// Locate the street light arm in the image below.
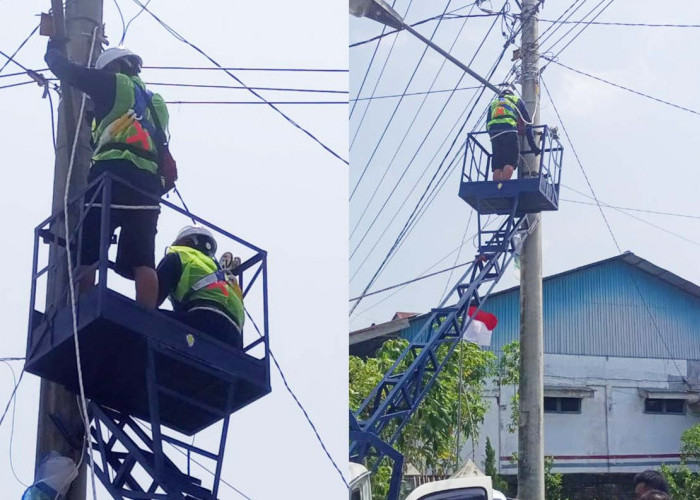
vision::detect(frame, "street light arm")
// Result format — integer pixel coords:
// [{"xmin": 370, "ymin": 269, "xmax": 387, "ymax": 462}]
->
[{"xmin": 349, "ymin": 0, "xmax": 500, "ymax": 93}]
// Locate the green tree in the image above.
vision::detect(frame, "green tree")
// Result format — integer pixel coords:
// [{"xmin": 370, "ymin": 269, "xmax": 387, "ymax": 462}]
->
[
  {"xmin": 496, "ymin": 341, "xmax": 520, "ymax": 433},
  {"xmin": 544, "ymin": 456, "xmax": 565, "ymax": 500},
  {"xmin": 484, "ymin": 437, "xmax": 509, "ymax": 493},
  {"xmin": 350, "ymin": 338, "xmax": 497, "ymax": 498},
  {"xmin": 661, "ymin": 422, "xmax": 700, "ymax": 499}
]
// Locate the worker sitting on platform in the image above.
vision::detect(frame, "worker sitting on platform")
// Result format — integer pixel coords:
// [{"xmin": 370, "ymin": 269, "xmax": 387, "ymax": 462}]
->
[
  {"xmin": 157, "ymin": 226, "xmax": 245, "ymax": 348},
  {"xmin": 486, "ymin": 88, "xmax": 541, "ymax": 181},
  {"xmin": 45, "ymin": 42, "xmax": 171, "ymax": 308}
]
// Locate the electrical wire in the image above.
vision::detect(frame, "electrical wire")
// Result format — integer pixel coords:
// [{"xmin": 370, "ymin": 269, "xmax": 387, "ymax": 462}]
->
[
  {"xmin": 349, "ymin": 44, "xmax": 515, "ymax": 306},
  {"xmin": 130, "ymin": 0, "xmax": 348, "ymax": 165},
  {"xmin": 164, "ymin": 100, "xmax": 346, "ymax": 105},
  {"xmin": 543, "ymin": 0, "xmax": 616, "ymax": 62},
  {"xmin": 351, "ymin": 84, "xmax": 484, "ymax": 101},
  {"xmin": 351, "ymin": 1, "xmax": 480, "ymax": 236},
  {"xmin": 0, "ymin": 370, "xmax": 24, "ymax": 431},
  {"xmin": 350, "ymin": 0, "xmax": 414, "ymax": 150},
  {"xmin": 132, "ymin": 419, "xmax": 251, "ymax": 499},
  {"xmin": 559, "ymin": 193, "xmax": 700, "ymax": 220},
  {"xmin": 350, "ymin": 8, "xmax": 500, "ymax": 48},
  {"xmin": 147, "ymin": 81, "xmax": 347, "ymax": 94},
  {"xmin": 350, "ymin": 0, "xmax": 452, "ymax": 200},
  {"xmin": 120, "ymin": 0, "xmax": 153, "ymax": 44},
  {"xmin": 0, "ymin": 24, "xmax": 39, "ymax": 75},
  {"xmin": 0, "ymin": 80, "xmax": 34, "ymax": 90},
  {"xmin": 63, "ymin": 26, "xmax": 100, "ymax": 500},
  {"xmin": 142, "ymin": 65, "xmax": 347, "ymax": 72},
  {"xmin": 350, "ymin": 257, "xmax": 476, "ymax": 302},
  {"xmin": 350, "ymin": 0, "xmax": 397, "ymax": 118},
  {"xmin": 536, "ymin": 0, "xmax": 587, "ymax": 47},
  {"xmin": 112, "ymin": 0, "xmax": 127, "ymax": 44},
  {"xmin": 1, "ymin": 361, "xmax": 28, "ymax": 488},
  {"xmin": 541, "ymin": 75, "xmax": 688, "ymax": 384},
  {"xmin": 244, "ymin": 310, "xmax": 349, "ymax": 489},
  {"xmin": 350, "ymin": 2, "xmax": 503, "ymax": 253},
  {"xmin": 542, "ymin": 57, "xmax": 700, "ymax": 117},
  {"xmin": 539, "ymin": 19, "xmax": 700, "ymax": 28}
]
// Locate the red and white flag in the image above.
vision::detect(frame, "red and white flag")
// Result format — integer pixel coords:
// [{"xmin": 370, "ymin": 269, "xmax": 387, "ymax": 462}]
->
[{"xmin": 462, "ymin": 306, "xmax": 498, "ymax": 346}]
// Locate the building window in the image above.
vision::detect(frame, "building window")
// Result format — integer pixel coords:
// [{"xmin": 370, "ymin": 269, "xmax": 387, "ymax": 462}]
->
[
  {"xmin": 644, "ymin": 398, "xmax": 686, "ymax": 415},
  {"xmin": 544, "ymin": 397, "xmax": 581, "ymax": 414}
]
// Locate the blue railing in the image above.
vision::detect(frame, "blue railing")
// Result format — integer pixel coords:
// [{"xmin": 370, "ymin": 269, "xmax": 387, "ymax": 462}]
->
[{"xmin": 26, "ymin": 172, "xmax": 270, "ymax": 364}]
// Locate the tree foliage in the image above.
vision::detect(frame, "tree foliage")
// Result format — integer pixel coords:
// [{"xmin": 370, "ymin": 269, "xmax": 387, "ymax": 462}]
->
[
  {"xmin": 661, "ymin": 422, "xmax": 700, "ymax": 499},
  {"xmin": 350, "ymin": 338, "xmax": 497, "ymax": 498}
]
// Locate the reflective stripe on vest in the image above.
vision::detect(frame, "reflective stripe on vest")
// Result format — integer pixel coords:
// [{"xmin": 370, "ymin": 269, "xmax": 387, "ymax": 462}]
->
[
  {"xmin": 167, "ymin": 245, "xmax": 245, "ymax": 328},
  {"xmin": 92, "ymin": 74, "xmax": 167, "ymax": 175},
  {"xmin": 487, "ymin": 95, "xmax": 519, "ymax": 130}
]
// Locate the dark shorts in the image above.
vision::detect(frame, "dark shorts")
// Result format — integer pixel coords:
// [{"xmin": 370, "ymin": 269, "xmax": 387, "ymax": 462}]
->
[
  {"xmin": 80, "ymin": 159, "xmax": 161, "ymax": 279},
  {"xmin": 165, "ymin": 308, "xmax": 243, "ymax": 349},
  {"xmin": 490, "ymin": 131, "xmax": 519, "ymax": 171}
]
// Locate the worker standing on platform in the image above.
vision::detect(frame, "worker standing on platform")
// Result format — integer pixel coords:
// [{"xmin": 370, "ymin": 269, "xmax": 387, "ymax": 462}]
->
[
  {"xmin": 45, "ymin": 41, "xmax": 171, "ymax": 308},
  {"xmin": 157, "ymin": 226, "xmax": 245, "ymax": 348},
  {"xmin": 486, "ymin": 89, "xmax": 541, "ymax": 181}
]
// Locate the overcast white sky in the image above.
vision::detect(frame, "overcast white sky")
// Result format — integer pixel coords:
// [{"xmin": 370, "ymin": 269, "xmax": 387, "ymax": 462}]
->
[
  {"xmin": 1, "ymin": 1, "xmax": 348, "ymax": 498},
  {"xmin": 349, "ymin": 0, "xmax": 700, "ymax": 331}
]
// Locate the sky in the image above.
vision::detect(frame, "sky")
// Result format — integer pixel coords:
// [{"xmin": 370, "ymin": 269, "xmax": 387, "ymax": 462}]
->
[
  {"xmin": 0, "ymin": 1, "xmax": 348, "ymax": 498},
  {"xmin": 349, "ymin": 0, "xmax": 700, "ymax": 332}
]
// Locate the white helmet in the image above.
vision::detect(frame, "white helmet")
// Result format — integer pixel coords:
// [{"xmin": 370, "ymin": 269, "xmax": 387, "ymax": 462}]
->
[
  {"xmin": 95, "ymin": 47, "xmax": 143, "ymax": 71},
  {"xmin": 173, "ymin": 226, "xmax": 217, "ymax": 257}
]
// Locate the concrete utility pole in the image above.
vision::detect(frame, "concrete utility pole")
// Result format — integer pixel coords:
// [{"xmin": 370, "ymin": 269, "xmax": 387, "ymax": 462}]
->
[
  {"xmin": 517, "ymin": 0, "xmax": 544, "ymax": 498},
  {"xmin": 36, "ymin": 0, "xmax": 102, "ymax": 498}
]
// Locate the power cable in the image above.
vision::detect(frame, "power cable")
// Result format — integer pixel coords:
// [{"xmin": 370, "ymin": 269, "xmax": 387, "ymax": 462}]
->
[
  {"xmin": 560, "ymin": 195, "xmax": 700, "ymax": 248},
  {"xmin": 350, "ymin": 47, "xmax": 514, "ymax": 300},
  {"xmin": 541, "ymin": 75, "xmax": 688, "ymax": 384},
  {"xmin": 539, "ymin": 19, "xmax": 700, "ymax": 28},
  {"xmin": 63, "ymin": 26, "xmax": 100, "ymax": 500},
  {"xmin": 536, "ymin": 0, "xmax": 587, "ymax": 47},
  {"xmin": 120, "ymin": 0, "xmax": 153, "ymax": 44},
  {"xmin": 350, "ymin": 257, "xmax": 476, "ymax": 302},
  {"xmin": 0, "ymin": 370, "xmax": 24, "ymax": 431},
  {"xmin": 350, "ymin": 0, "xmax": 453, "ymax": 200},
  {"xmin": 351, "ymin": 3, "xmax": 503, "ymax": 253},
  {"xmin": 0, "ymin": 80, "xmax": 35, "ymax": 90},
  {"xmin": 543, "ymin": 0, "xmax": 616, "ymax": 62},
  {"xmin": 350, "ymin": 0, "xmax": 414, "ymax": 150},
  {"xmin": 244, "ymin": 310, "xmax": 349, "ymax": 489},
  {"xmin": 143, "ymin": 66, "xmax": 348, "ymax": 73},
  {"xmin": 164, "ymin": 100, "xmax": 346, "ymax": 105},
  {"xmin": 133, "ymin": 420, "xmax": 251, "ymax": 499},
  {"xmin": 1, "ymin": 361, "xmax": 28, "ymax": 488},
  {"xmin": 350, "ymin": 8, "xmax": 502, "ymax": 48},
  {"xmin": 351, "ymin": 0, "xmax": 480, "ymax": 238},
  {"xmin": 112, "ymin": 0, "xmax": 127, "ymax": 45},
  {"xmin": 147, "ymin": 81, "xmax": 347, "ymax": 94},
  {"xmin": 351, "ymin": 85, "xmax": 483, "ymax": 101},
  {"xmin": 541, "ymin": 76, "xmax": 620, "ymax": 251},
  {"xmin": 130, "ymin": 0, "xmax": 348, "ymax": 165},
  {"xmin": 559, "ymin": 192, "xmax": 700, "ymax": 220},
  {"xmin": 350, "ymin": 0, "xmax": 397, "ymax": 118},
  {"xmin": 0, "ymin": 24, "xmax": 39, "ymax": 75},
  {"xmin": 440, "ymin": 211, "xmax": 473, "ymax": 302},
  {"xmin": 0, "ymin": 69, "xmax": 48, "ymax": 79},
  {"xmin": 542, "ymin": 56, "xmax": 700, "ymax": 117}
]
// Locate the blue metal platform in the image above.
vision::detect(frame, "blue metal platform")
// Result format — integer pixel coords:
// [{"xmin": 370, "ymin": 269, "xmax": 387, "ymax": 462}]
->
[
  {"xmin": 458, "ymin": 125, "xmax": 563, "ymax": 215},
  {"xmin": 26, "ymin": 173, "xmax": 271, "ymax": 498}
]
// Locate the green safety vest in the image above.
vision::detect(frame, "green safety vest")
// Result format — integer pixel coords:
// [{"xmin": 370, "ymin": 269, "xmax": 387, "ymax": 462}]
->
[
  {"xmin": 167, "ymin": 245, "xmax": 245, "ymax": 328},
  {"xmin": 486, "ymin": 94, "xmax": 520, "ymax": 130},
  {"xmin": 92, "ymin": 74, "xmax": 168, "ymax": 176}
]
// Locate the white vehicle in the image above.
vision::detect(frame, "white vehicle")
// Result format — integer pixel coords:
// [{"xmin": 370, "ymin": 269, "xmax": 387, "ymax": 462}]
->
[
  {"xmin": 349, "ymin": 462, "xmax": 372, "ymax": 500},
  {"xmin": 349, "ymin": 465, "xmax": 508, "ymax": 500}
]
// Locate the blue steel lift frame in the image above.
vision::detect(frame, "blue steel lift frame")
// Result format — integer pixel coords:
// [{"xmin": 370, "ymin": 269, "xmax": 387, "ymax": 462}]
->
[
  {"xmin": 349, "ymin": 127, "xmax": 563, "ymax": 500},
  {"xmin": 25, "ymin": 173, "xmax": 271, "ymax": 499}
]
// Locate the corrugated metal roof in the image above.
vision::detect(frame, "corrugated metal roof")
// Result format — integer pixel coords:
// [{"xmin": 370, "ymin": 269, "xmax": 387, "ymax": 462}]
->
[{"xmin": 351, "ymin": 252, "xmax": 700, "ymax": 360}]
